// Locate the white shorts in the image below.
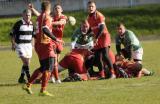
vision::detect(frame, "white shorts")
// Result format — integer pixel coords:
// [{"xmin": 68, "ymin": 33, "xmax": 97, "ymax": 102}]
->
[
  {"xmin": 132, "ymin": 47, "xmax": 143, "ymax": 61},
  {"xmin": 15, "ymin": 43, "xmax": 33, "ymax": 58}
]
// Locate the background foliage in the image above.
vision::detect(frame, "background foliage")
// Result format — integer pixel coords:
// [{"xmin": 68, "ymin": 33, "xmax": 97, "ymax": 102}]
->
[{"xmin": 0, "ymin": 4, "xmax": 160, "ymax": 42}]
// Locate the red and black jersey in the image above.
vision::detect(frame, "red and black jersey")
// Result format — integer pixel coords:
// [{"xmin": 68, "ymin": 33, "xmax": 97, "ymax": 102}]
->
[
  {"xmin": 35, "ymin": 12, "xmax": 56, "ymax": 60},
  {"xmin": 87, "ymin": 11, "xmax": 111, "ymax": 49}
]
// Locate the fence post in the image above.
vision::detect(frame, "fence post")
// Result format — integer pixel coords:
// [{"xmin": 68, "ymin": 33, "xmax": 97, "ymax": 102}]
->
[{"xmin": 129, "ymin": 0, "xmax": 133, "ymax": 7}]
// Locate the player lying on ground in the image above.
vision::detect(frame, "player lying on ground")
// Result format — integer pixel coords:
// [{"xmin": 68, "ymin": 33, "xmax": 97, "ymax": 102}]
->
[{"xmin": 115, "ymin": 55, "xmax": 154, "ymax": 78}]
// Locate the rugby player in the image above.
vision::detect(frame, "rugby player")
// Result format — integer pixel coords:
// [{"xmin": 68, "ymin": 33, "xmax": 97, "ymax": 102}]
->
[
  {"xmin": 87, "ymin": 1, "xmax": 116, "ymax": 79},
  {"xmin": 10, "ymin": 9, "xmax": 35, "ymax": 83},
  {"xmin": 23, "ymin": 1, "xmax": 61, "ymax": 96}
]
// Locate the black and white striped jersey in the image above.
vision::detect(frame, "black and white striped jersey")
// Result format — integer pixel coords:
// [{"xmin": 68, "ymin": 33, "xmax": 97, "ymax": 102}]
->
[{"xmin": 10, "ymin": 19, "xmax": 35, "ymax": 44}]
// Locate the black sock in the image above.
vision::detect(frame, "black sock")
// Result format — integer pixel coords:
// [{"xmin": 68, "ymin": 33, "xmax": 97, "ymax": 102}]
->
[
  {"xmin": 20, "ymin": 66, "xmax": 25, "ymax": 79},
  {"xmin": 23, "ymin": 65, "xmax": 30, "ymax": 80}
]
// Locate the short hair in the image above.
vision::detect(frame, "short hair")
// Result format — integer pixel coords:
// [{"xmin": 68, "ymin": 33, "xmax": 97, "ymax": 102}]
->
[
  {"xmin": 117, "ymin": 22, "xmax": 125, "ymax": 28},
  {"xmin": 87, "ymin": 0, "xmax": 96, "ymax": 5},
  {"xmin": 23, "ymin": 9, "xmax": 31, "ymax": 15},
  {"xmin": 41, "ymin": 1, "xmax": 51, "ymax": 11},
  {"xmin": 53, "ymin": 3, "xmax": 61, "ymax": 8},
  {"xmin": 81, "ymin": 20, "xmax": 89, "ymax": 25}
]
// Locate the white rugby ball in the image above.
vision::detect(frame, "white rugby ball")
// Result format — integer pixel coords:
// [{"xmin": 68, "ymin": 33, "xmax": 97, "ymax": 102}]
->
[{"xmin": 68, "ymin": 16, "xmax": 76, "ymax": 26}]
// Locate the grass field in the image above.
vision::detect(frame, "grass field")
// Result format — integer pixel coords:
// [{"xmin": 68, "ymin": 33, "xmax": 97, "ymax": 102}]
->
[{"xmin": 0, "ymin": 40, "xmax": 160, "ymax": 104}]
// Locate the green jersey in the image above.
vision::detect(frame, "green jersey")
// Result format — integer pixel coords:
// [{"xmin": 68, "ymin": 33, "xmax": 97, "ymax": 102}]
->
[
  {"xmin": 71, "ymin": 28, "xmax": 93, "ymax": 45},
  {"xmin": 115, "ymin": 30, "xmax": 141, "ymax": 52}
]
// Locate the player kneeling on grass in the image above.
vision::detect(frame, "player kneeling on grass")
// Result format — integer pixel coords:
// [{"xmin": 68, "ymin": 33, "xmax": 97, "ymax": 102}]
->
[
  {"xmin": 58, "ymin": 48, "xmax": 93, "ymax": 82},
  {"xmin": 10, "ymin": 9, "xmax": 35, "ymax": 83},
  {"xmin": 71, "ymin": 20, "xmax": 94, "ymax": 50},
  {"xmin": 115, "ymin": 22, "xmax": 154, "ymax": 76}
]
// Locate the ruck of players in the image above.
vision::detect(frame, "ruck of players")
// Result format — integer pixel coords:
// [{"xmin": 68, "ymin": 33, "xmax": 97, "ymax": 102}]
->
[{"xmin": 10, "ymin": 0, "xmax": 154, "ymax": 97}]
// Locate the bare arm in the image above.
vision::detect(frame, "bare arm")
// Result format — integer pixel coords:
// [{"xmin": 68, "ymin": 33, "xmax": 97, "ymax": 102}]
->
[
  {"xmin": 28, "ymin": 3, "xmax": 40, "ymax": 16},
  {"xmin": 10, "ymin": 35, "xmax": 16, "ymax": 51},
  {"xmin": 52, "ymin": 18, "xmax": 66, "ymax": 26}
]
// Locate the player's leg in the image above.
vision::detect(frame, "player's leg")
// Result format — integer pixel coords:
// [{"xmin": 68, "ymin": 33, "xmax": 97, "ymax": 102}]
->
[
  {"xmin": 132, "ymin": 48, "xmax": 153, "ymax": 76},
  {"xmin": 53, "ymin": 56, "xmax": 61, "ymax": 83},
  {"xmin": 94, "ymin": 49, "xmax": 105, "ymax": 78},
  {"xmin": 20, "ymin": 57, "xmax": 31, "ymax": 82},
  {"xmin": 85, "ymin": 55, "xmax": 96, "ymax": 77},
  {"xmin": 102, "ymin": 47, "xmax": 116, "ymax": 79},
  {"xmin": 51, "ymin": 43, "xmax": 63, "ymax": 83},
  {"xmin": 18, "ymin": 60, "xmax": 26, "ymax": 83},
  {"xmin": 16, "ymin": 43, "xmax": 32, "ymax": 83},
  {"xmin": 39, "ymin": 57, "xmax": 54, "ymax": 96},
  {"xmin": 23, "ymin": 67, "xmax": 41, "ymax": 94}
]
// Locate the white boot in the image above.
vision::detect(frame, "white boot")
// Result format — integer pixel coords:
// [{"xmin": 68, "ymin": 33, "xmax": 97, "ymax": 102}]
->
[
  {"xmin": 55, "ymin": 79, "xmax": 61, "ymax": 84},
  {"xmin": 51, "ymin": 77, "xmax": 56, "ymax": 83}
]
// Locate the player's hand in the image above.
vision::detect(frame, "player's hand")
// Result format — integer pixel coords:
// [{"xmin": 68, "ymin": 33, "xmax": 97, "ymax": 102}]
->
[
  {"xmin": 28, "ymin": 3, "xmax": 34, "ymax": 9},
  {"xmin": 94, "ymin": 38, "xmax": 98, "ymax": 45},
  {"xmin": 56, "ymin": 39, "xmax": 64, "ymax": 45}
]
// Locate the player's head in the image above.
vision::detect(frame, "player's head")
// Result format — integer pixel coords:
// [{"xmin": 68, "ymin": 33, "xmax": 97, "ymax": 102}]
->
[
  {"xmin": 41, "ymin": 1, "xmax": 51, "ymax": 14},
  {"xmin": 81, "ymin": 20, "xmax": 90, "ymax": 34},
  {"xmin": 117, "ymin": 23, "xmax": 126, "ymax": 37},
  {"xmin": 53, "ymin": 4, "xmax": 63, "ymax": 16},
  {"xmin": 87, "ymin": 1, "xmax": 96, "ymax": 14},
  {"xmin": 22, "ymin": 9, "xmax": 32, "ymax": 23}
]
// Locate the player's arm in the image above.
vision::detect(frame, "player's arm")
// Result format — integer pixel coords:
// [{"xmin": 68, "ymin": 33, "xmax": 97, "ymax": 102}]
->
[
  {"xmin": 10, "ymin": 22, "xmax": 19, "ymax": 51},
  {"xmin": 52, "ymin": 18, "xmax": 66, "ymax": 26},
  {"xmin": 94, "ymin": 14, "xmax": 105, "ymax": 44},
  {"xmin": 42, "ymin": 15, "xmax": 62, "ymax": 43},
  {"xmin": 10, "ymin": 35, "xmax": 16, "ymax": 51},
  {"xmin": 32, "ymin": 26, "xmax": 36, "ymax": 48},
  {"xmin": 127, "ymin": 32, "xmax": 134, "ymax": 60},
  {"xmin": 115, "ymin": 36, "xmax": 122, "ymax": 56},
  {"xmin": 127, "ymin": 45, "xmax": 133, "ymax": 60},
  {"xmin": 71, "ymin": 29, "xmax": 79, "ymax": 42},
  {"xmin": 95, "ymin": 23, "xmax": 105, "ymax": 39},
  {"xmin": 42, "ymin": 26, "xmax": 59, "ymax": 42},
  {"xmin": 28, "ymin": 3, "xmax": 40, "ymax": 16},
  {"xmin": 116, "ymin": 44, "xmax": 121, "ymax": 55},
  {"xmin": 71, "ymin": 29, "xmax": 80, "ymax": 49}
]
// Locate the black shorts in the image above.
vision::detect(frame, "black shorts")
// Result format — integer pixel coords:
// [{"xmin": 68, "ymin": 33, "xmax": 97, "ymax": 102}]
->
[{"xmin": 39, "ymin": 57, "xmax": 55, "ymax": 72}]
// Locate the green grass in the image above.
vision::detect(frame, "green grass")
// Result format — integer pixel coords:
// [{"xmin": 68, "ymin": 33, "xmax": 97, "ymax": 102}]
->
[
  {"xmin": 0, "ymin": 4, "xmax": 160, "ymax": 43},
  {"xmin": 0, "ymin": 40, "xmax": 160, "ymax": 104}
]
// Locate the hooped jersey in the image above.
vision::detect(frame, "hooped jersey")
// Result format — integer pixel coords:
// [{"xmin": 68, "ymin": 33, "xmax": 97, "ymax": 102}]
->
[{"xmin": 10, "ymin": 19, "xmax": 35, "ymax": 44}]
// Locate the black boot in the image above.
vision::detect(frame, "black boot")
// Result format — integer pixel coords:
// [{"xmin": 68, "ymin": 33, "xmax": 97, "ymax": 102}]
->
[{"xmin": 18, "ymin": 73, "xmax": 26, "ymax": 83}]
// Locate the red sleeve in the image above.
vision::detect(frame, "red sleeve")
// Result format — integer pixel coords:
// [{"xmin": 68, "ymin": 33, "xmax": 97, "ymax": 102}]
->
[{"xmin": 97, "ymin": 12, "xmax": 105, "ymax": 25}]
